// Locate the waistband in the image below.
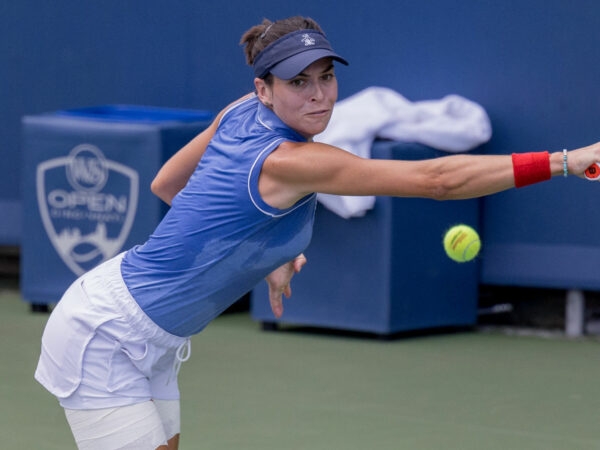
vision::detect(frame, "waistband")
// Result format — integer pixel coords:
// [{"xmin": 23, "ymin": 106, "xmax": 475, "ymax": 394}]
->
[{"xmin": 84, "ymin": 253, "xmax": 188, "ymax": 346}]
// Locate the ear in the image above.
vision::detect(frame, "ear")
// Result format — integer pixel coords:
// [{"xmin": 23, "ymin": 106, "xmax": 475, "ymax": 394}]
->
[{"xmin": 254, "ymin": 78, "xmax": 273, "ymax": 106}]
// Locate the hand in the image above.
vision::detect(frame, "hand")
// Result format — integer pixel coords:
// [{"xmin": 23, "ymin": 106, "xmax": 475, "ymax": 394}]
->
[
  {"xmin": 566, "ymin": 142, "xmax": 600, "ymax": 178},
  {"xmin": 264, "ymin": 254, "xmax": 307, "ymax": 318}
]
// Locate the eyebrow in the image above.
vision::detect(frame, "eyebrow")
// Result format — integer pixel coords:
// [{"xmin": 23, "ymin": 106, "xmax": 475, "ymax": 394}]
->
[{"xmin": 297, "ymin": 64, "xmax": 335, "ymax": 78}]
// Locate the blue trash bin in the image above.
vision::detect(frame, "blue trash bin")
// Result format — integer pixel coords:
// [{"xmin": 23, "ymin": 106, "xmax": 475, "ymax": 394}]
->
[{"xmin": 21, "ymin": 105, "xmax": 213, "ymax": 306}]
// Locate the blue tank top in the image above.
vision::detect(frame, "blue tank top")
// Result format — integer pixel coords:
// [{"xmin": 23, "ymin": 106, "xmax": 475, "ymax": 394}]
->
[{"xmin": 121, "ymin": 96, "xmax": 317, "ymax": 336}]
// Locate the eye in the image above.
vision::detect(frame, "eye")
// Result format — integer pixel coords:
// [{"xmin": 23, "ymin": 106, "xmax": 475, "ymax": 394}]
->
[{"xmin": 289, "ymin": 78, "xmax": 306, "ymax": 87}]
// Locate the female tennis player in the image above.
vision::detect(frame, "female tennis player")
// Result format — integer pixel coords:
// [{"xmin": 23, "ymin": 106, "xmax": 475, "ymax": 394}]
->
[{"xmin": 35, "ymin": 15, "xmax": 600, "ymax": 449}]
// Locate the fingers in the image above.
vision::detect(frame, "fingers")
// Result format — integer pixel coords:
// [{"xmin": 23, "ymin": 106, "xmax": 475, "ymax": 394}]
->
[
  {"xmin": 267, "ymin": 254, "xmax": 306, "ymax": 318},
  {"xmin": 268, "ymin": 283, "xmax": 293, "ymax": 318},
  {"xmin": 269, "ymin": 291, "xmax": 283, "ymax": 318},
  {"xmin": 283, "ymin": 284, "xmax": 292, "ymax": 298},
  {"xmin": 293, "ymin": 253, "xmax": 307, "ymax": 272}
]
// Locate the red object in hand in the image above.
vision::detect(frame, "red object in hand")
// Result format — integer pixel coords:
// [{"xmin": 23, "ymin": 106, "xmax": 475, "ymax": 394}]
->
[{"xmin": 585, "ymin": 163, "xmax": 600, "ymax": 181}]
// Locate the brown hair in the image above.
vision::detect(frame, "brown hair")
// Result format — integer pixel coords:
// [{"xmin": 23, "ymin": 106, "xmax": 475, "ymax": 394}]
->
[{"xmin": 240, "ymin": 16, "xmax": 324, "ymax": 67}]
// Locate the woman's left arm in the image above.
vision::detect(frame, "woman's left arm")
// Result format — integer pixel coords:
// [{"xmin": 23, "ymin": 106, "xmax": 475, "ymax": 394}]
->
[
  {"xmin": 151, "ymin": 124, "xmax": 218, "ymax": 205},
  {"xmin": 151, "ymin": 94, "xmax": 255, "ymax": 205}
]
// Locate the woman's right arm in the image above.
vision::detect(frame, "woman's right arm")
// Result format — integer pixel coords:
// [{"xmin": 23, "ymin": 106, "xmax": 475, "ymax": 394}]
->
[
  {"xmin": 259, "ymin": 140, "xmax": 600, "ymax": 208},
  {"xmin": 151, "ymin": 93, "xmax": 255, "ymax": 205}
]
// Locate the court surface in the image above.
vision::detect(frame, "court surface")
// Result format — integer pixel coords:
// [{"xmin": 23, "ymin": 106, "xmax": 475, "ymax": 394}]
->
[{"xmin": 2, "ymin": 278, "xmax": 600, "ymax": 450}]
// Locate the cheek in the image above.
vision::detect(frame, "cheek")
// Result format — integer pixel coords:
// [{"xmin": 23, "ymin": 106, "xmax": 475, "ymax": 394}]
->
[
  {"xmin": 274, "ymin": 96, "xmax": 303, "ymax": 120},
  {"xmin": 284, "ymin": 94, "xmax": 305, "ymax": 110},
  {"xmin": 326, "ymin": 82, "xmax": 338, "ymax": 103}
]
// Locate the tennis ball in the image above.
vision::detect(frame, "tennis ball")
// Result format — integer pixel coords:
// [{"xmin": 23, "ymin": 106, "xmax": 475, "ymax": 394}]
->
[{"xmin": 443, "ymin": 224, "xmax": 481, "ymax": 263}]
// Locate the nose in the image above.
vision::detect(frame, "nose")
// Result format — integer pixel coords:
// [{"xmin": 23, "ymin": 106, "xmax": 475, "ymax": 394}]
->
[{"xmin": 309, "ymin": 81, "xmax": 325, "ymax": 102}]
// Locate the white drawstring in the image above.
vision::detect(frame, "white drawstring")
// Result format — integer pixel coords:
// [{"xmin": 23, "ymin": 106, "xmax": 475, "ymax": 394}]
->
[{"xmin": 168, "ymin": 339, "xmax": 191, "ymax": 384}]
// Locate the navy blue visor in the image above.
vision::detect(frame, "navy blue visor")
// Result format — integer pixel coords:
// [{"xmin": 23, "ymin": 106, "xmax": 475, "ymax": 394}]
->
[{"xmin": 253, "ymin": 29, "xmax": 348, "ymax": 80}]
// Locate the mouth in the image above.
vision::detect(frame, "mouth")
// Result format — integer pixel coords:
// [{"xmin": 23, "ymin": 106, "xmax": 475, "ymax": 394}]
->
[{"xmin": 306, "ymin": 109, "xmax": 331, "ymax": 118}]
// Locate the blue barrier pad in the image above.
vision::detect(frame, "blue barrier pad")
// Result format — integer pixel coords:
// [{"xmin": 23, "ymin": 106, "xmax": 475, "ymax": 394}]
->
[{"xmin": 54, "ymin": 105, "xmax": 213, "ymax": 123}]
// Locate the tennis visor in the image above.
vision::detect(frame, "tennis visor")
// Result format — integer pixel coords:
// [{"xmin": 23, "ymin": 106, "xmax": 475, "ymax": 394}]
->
[{"xmin": 253, "ymin": 29, "xmax": 349, "ymax": 80}]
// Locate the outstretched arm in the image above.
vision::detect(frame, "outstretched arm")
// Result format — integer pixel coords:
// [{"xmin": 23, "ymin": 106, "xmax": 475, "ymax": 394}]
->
[{"xmin": 259, "ymin": 141, "xmax": 600, "ymax": 209}]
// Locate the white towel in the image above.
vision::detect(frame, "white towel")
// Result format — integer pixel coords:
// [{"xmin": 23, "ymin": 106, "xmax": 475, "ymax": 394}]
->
[{"xmin": 314, "ymin": 86, "xmax": 492, "ymax": 218}]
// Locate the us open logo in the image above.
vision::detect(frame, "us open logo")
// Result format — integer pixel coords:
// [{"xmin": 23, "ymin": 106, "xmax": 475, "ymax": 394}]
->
[{"xmin": 36, "ymin": 144, "xmax": 139, "ymax": 275}]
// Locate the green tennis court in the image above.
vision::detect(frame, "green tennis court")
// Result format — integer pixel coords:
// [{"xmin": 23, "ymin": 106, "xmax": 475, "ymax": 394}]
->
[{"xmin": 2, "ymin": 278, "xmax": 600, "ymax": 449}]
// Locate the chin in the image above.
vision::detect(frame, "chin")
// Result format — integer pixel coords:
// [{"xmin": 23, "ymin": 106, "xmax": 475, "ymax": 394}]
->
[
  {"xmin": 301, "ymin": 128, "xmax": 326, "ymax": 140},
  {"xmin": 294, "ymin": 118, "xmax": 331, "ymax": 140},
  {"xmin": 309, "ymin": 122, "xmax": 330, "ymax": 137}
]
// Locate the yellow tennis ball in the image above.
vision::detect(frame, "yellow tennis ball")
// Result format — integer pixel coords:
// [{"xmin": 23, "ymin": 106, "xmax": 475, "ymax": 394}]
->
[{"xmin": 443, "ymin": 224, "xmax": 481, "ymax": 263}]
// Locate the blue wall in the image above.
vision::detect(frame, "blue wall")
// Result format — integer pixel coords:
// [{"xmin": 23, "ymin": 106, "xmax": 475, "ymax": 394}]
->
[{"xmin": 2, "ymin": 0, "xmax": 600, "ymax": 245}]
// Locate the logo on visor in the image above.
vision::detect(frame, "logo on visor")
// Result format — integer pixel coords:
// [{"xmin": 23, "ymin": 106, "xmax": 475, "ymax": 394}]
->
[{"xmin": 301, "ymin": 34, "xmax": 316, "ymax": 46}]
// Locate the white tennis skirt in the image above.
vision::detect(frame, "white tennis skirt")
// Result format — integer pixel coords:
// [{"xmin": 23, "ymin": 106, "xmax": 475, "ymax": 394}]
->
[{"xmin": 35, "ymin": 253, "xmax": 191, "ymax": 410}]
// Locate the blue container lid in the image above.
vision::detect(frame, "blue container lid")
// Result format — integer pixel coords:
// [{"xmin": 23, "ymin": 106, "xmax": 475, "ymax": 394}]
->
[{"xmin": 55, "ymin": 104, "xmax": 214, "ymax": 123}]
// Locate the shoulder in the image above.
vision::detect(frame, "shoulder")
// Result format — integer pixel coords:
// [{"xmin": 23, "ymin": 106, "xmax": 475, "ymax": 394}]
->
[
  {"xmin": 262, "ymin": 140, "xmax": 354, "ymax": 187},
  {"xmin": 218, "ymin": 93, "xmax": 257, "ymax": 125},
  {"xmin": 267, "ymin": 141, "xmax": 357, "ymax": 168}
]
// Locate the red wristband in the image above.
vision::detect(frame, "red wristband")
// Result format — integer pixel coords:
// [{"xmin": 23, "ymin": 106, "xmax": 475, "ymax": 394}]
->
[{"xmin": 512, "ymin": 152, "xmax": 551, "ymax": 188}]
